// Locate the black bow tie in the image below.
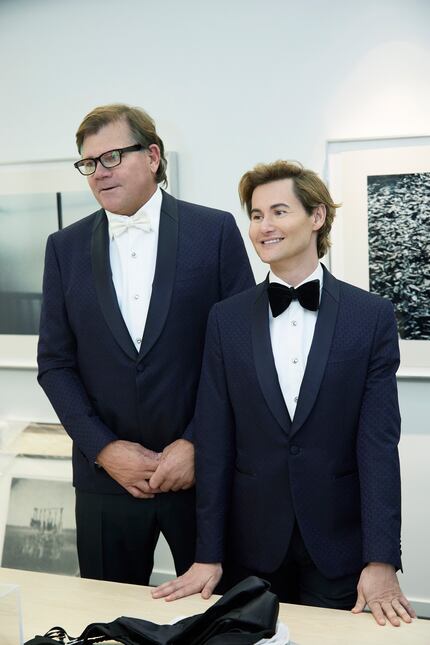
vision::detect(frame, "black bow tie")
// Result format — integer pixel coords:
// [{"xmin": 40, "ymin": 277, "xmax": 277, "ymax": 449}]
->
[{"xmin": 268, "ymin": 279, "xmax": 320, "ymax": 317}]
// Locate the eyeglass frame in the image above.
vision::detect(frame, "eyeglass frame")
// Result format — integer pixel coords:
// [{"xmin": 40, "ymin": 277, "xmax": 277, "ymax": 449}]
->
[{"xmin": 73, "ymin": 143, "xmax": 144, "ymax": 175}]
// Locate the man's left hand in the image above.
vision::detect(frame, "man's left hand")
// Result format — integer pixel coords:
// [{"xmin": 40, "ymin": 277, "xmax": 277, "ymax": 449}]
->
[
  {"xmin": 149, "ymin": 439, "xmax": 195, "ymax": 492},
  {"xmin": 352, "ymin": 562, "xmax": 416, "ymax": 626},
  {"xmin": 151, "ymin": 562, "xmax": 222, "ymax": 601}
]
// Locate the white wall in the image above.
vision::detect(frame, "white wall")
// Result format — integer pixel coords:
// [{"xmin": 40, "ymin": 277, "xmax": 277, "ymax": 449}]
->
[
  {"xmin": 2, "ymin": 0, "xmax": 429, "ymax": 278},
  {"xmin": 1, "ymin": 0, "xmax": 429, "ymax": 611}
]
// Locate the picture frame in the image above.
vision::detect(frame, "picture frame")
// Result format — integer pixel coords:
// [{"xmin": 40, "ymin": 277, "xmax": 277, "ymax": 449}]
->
[
  {"xmin": 325, "ymin": 136, "xmax": 430, "ymax": 378},
  {"xmin": 0, "ymin": 152, "xmax": 178, "ymax": 369},
  {"xmin": 0, "ymin": 426, "xmax": 77, "ymax": 576}
]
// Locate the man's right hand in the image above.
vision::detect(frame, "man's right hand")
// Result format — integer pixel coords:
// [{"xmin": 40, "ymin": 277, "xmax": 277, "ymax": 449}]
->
[
  {"xmin": 151, "ymin": 562, "xmax": 223, "ymax": 601},
  {"xmin": 96, "ymin": 440, "xmax": 162, "ymax": 498}
]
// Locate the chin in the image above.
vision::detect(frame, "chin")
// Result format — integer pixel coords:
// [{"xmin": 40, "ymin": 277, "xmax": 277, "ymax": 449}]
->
[
  {"xmin": 259, "ymin": 252, "xmax": 281, "ymax": 264},
  {"xmin": 102, "ymin": 200, "xmax": 120, "ymax": 212}
]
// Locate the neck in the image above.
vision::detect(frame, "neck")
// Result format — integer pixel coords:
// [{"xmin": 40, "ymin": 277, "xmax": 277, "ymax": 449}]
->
[{"xmin": 270, "ymin": 257, "xmax": 319, "ymax": 287}]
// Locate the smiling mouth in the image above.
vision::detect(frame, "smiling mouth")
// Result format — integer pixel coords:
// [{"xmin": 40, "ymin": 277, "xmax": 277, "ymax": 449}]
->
[{"xmin": 261, "ymin": 237, "xmax": 284, "ymax": 245}]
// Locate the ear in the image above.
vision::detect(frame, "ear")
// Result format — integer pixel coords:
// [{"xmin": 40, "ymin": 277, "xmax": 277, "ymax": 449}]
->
[
  {"xmin": 312, "ymin": 204, "xmax": 326, "ymax": 231},
  {"xmin": 147, "ymin": 144, "xmax": 161, "ymax": 174}
]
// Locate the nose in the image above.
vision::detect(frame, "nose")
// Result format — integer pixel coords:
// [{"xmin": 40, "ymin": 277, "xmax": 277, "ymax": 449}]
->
[
  {"xmin": 260, "ymin": 214, "xmax": 276, "ymax": 233},
  {"xmin": 93, "ymin": 161, "xmax": 113, "ymax": 180}
]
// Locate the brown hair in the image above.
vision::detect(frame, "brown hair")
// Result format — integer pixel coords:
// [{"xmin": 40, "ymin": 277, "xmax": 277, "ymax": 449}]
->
[
  {"xmin": 76, "ymin": 104, "xmax": 168, "ymax": 186},
  {"xmin": 239, "ymin": 160, "xmax": 339, "ymax": 258}
]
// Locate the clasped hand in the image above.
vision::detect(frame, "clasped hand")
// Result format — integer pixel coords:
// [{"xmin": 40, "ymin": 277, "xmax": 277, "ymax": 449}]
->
[{"xmin": 96, "ymin": 438, "xmax": 194, "ymax": 498}]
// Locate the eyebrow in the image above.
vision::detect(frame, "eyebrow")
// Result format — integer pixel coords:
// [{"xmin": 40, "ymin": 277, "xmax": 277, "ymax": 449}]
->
[
  {"xmin": 250, "ymin": 202, "xmax": 290, "ymax": 215},
  {"xmin": 270, "ymin": 202, "xmax": 290, "ymax": 209}
]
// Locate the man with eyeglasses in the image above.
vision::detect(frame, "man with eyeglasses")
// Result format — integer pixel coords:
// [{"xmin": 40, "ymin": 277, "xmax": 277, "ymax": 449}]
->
[{"xmin": 37, "ymin": 104, "xmax": 254, "ymax": 585}]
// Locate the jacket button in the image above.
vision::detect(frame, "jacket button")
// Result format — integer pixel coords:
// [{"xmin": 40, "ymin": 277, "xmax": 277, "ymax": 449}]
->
[{"xmin": 289, "ymin": 445, "xmax": 301, "ymax": 455}]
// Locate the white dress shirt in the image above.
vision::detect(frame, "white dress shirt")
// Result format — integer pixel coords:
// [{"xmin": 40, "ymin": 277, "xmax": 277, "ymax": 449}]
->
[
  {"xmin": 269, "ymin": 264, "xmax": 323, "ymax": 420},
  {"xmin": 106, "ymin": 187, "xmax": 162, "ymax": 351}
]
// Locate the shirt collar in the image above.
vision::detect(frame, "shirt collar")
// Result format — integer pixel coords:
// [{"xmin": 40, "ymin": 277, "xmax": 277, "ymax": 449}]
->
[
  {"xmin": 269, "ymin": 263, "xmax": 323, "ymax": 292},
  {"xmin": 105, "ymin": 186, "xmax": 162, "ymax": 239}
]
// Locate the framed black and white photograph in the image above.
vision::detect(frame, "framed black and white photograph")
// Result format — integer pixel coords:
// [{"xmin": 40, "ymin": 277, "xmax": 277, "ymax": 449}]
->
[
  {"xmin": 326, "ymin": 136, "xmax": 430, "ymax": 377},
  {"xmin": 0, "ymin": 424, "xmax": 77, "ymax": 577},
  {"xmin": 1, "ymin": 475, "xmax": 78, "ymax": 576}
]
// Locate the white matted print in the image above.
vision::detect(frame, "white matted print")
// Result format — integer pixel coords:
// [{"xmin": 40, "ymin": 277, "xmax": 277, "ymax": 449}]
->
[
  {"xmin": 0, "ymin": 455, "xmax": 78, "ymax": 576},
  {"xmin": 326, "ymin": 136, "xmax": 430, "ymax": 377}
]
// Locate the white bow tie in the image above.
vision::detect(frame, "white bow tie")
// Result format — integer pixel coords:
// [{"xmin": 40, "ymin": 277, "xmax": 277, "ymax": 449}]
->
[{"xmin": 108, "ymin": 211, "xmax": 152, "ymax": 238}]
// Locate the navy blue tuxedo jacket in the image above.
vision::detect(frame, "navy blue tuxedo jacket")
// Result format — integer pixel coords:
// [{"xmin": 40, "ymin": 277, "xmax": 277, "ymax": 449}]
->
[
  {"xmin": 194, "ymin": 266, "xmax": 402, "ymax": 579},
  {"xmin": 37, "ymin": 191, "xmax": 254, "ymax": 494}
]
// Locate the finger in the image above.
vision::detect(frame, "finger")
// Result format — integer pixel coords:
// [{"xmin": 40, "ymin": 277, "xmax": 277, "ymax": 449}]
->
[
  {"xmin": 159, "ymin": 479, "xmax": 174, "ymax": 492},
  {"xmin": 381, "ymin": 601, "xmax": 401, "ymax": 627},
  {"xmin": 164, "ymin": 581, "xmax": 201, "ymax": 602},
  {"xmin": 368, "ymin": 601, "xmax": 386, "ymax": 626},
  {"xmin": 351, "ymin": 591, "xmax": 366, "ymax": 614},
  {"xmin": 392, "ymin": 598, "xmax": 413, "ymax": 623},
  {"xmin": 153, "ymin": 577, "xmax": 200, "ymax": 602},
  {"xmin": 152, "ymin": 569, "xmax": 209, "ymax": 602},
  {"xmin": 142, "ymin": 448, "xmax": 162, "ymax": 461},
  {"xmin": 398, "ymin": 595, "xmax": 417, "ymax": 619},
  {"xmin": 140, "ymin": 469, "xmax": 159, "ymax": 479},
  {"xmin": 160, "ymin": 478, "xmax": 194, "ymax": 492},
  {"xmin": 201, "ymin": 574, "xmax": 220, "ymax": 600},
  {"xmin": 151, "ymin": 580, "xmax": 180, "ymax": 599},
  {"xmin": 175, "ymin": 480, "xmax": 194, "ymax": 491},
  {"xmin": 149, "ymin": 469, "xmax": 166, "ymax": 490},
  {"xmin": 135, "ymin": 480, "xmax": 163, "ymax": 494},
  {"xmin": 127, "ymin": 488, "xmax": 154, "ymax": 499}
]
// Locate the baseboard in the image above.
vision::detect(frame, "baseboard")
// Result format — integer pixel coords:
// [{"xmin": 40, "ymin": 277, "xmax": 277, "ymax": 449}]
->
[
  {"xmin": 410, "ymin": 600, "xmax": 430, "ymax": 619},
  {"xmin": 149, "ymin": 569, "xmax": 175, "ymax": 587}
]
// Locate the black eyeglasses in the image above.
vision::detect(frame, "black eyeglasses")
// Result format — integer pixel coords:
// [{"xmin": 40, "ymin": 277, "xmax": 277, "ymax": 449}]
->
[{"xmin": 74, "ymin": 144, "xmax": 144, "ymax": 175}]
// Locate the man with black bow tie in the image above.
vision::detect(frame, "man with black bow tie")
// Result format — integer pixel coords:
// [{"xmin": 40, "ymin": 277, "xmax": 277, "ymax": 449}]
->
[
  {"xmin": 37, "ymin": 104, "xmax": 254, "ymax": 586},
  {"xmin": 153, "ymin": 160, "xmax": 416, "ymax": 627}
]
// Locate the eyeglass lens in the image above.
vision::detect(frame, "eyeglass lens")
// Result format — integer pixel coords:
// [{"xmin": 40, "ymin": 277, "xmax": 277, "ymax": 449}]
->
[{"xmin": 77, "ymin": 150, "xmax": 122, "ymax": 175}]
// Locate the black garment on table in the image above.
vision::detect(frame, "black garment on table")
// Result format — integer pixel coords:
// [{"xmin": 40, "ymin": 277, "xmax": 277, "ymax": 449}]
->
[{"xmin": 24, "ymin": 576, "xmax": 279, "ymax": 645}]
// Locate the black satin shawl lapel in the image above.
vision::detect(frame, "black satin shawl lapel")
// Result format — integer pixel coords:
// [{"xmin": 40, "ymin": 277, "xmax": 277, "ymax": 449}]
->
[
  {"xmin": 91, "ymin": 210, "xmax": 137, "ymax": 360},
  {"xmin": 252, "ymin": 279, "xmax": 291, "ymax": 433},
  {"xmin": 290, "ymin": 266, "xmax": 340, "ymax": 437},
  {"xmin": 138, "ymin": 191, "xmax": 178, "ymax": 362}
]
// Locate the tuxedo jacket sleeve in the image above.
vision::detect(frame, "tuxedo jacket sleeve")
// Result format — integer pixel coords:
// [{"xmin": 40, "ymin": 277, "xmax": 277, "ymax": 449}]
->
[
  {"xmin": 356, "ymin": 297, "xmax": 402, "ymax": 568},
  {"xmin": 37, "ymin": 193, "xmax": 254, "ymax": 490},
  {"xmin": 37, "ymin": 233, "xmax": 118, "ymax": 464}
]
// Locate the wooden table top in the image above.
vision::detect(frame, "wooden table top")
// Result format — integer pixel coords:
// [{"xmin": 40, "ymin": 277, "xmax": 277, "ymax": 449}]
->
[{"xmin": 1, "ymin": 567, "xmax": 429, "ymax": 644}]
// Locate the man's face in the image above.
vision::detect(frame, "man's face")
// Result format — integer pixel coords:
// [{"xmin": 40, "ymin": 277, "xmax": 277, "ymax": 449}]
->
[
  {"xmin": 248, "ymin": 178, "xmax": 323, "ymax": 270},
  {"xmin": 81, "ymin": 119, "xmax": 160, "ymax": 216}
]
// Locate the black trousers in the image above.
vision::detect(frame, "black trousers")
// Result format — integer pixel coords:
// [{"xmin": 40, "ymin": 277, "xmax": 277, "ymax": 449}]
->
[
  {"xmin": 220, "ymin": 523, "xmax": 361, "ymax": 610},
  {"xmin": 75, "ymin": 488, "xmax": 196, "ymax": 586}
]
